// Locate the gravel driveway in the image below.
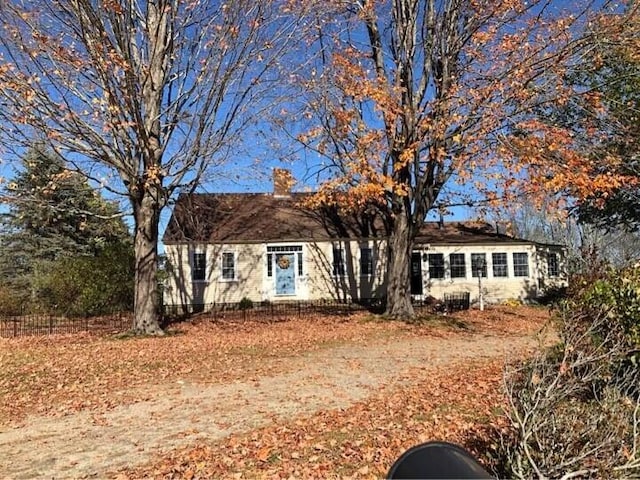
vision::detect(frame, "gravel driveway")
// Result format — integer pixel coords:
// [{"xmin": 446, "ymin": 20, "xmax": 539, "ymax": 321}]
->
[{"xmin": 0, "ymin": 330, "xmax": 536, "ymax": 478}]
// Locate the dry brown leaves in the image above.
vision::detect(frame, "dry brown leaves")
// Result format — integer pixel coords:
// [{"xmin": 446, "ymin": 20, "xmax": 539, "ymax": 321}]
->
[
  {"xmin": 0, "ymin": 314, "xmax": 407, "ymax": 426},
  {"xmin": 121, "ymin": 359, "xmax": 508, "ymax": 479},
  {"xmin": 0, "ymin": 305, "xmax": 548, "ymax": 433},
  {"xmin": 456, "ymin": 304, "xmax": 552, "ymax": 336}
]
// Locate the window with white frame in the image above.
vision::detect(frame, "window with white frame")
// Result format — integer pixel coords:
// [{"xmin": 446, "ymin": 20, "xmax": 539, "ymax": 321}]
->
[
  {"xmin": 450, "ymin": 253, "xmax": 466, "ymax": 278},
  {"xmin": 428, "ymin": 253, "xmax": 445, "ymax": 279},
  {"xmin": 221, "ymin": 252, "xmax": 236, "ymax": 280},
  {"xmin": 266, "ymin": 246, "xmax": 303, "ymax": 277},
  {"xmin": 333, "ymin": 248, "xmax": 345, "ymax": 276},
  {"xmin": 471, "ymin": 253, "xmax": 487, "ymax": 278},
  {"xmin": 266, "ymin": 253, "xmax": 273, "ymax": 277},
  {"xmin": 548, "ymin": 252, "xmax": 559, "ymax": 277},
  {"xmin": 513, "ymin": 252, "xmax": 529, "ymax": 277},
  {"xmin": 192, "ymin": 252, "xmax": 206, "ymax": 281},
  {"xmin": 360, "ymin": 247, "xmax": 373, "ymax": 276},
  {"xmin": 492, "ymin": 252, "xmax": 508, "ymax": 277}
]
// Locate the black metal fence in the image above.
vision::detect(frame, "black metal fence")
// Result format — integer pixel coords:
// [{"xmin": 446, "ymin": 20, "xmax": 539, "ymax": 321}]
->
[
  {"xmin": 442, "ymin": 292, "xmax": 471, "ymax": 312},
  {"xmin": 162, "ymin": 299, "xmax": 382, "ymax": 322},
  {"xmin": 1, "ymin": 294, "xmax": 472, "ymax": 338},
  {"xmin": 0, "ymin": 312, "xmax": 132, "ymax": 338},
  {"xmin": 1, "ymin": 302, "xmax": 368, "ymax": 338},
  {"xmin": 162, "ymin": 295, "xmax": 471, "ymax": 323}
]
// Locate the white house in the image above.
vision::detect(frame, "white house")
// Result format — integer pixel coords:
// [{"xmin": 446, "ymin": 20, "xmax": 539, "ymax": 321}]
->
[{"xmin": 162, "ymin": 170, "xmax": 566, "ymax": 310}]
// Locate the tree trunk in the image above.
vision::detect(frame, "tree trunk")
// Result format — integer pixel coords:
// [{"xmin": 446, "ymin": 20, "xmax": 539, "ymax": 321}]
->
[
  {"xmin": 385, "ymin": 208, "xmax": 415, "ymax": 320},
  {"xmin": 132, "ymin": 191, "xmax": 163, "ymax": 335}
]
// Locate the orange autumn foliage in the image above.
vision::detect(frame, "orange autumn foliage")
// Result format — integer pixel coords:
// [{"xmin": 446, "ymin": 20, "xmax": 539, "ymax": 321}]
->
[
  {"xmin": 289, "ymin": 0, "xmax": 639, "ymax": 319},
  {"xmin": 299, "ymin": 1, "xmax": 637, "ymax": 214}
]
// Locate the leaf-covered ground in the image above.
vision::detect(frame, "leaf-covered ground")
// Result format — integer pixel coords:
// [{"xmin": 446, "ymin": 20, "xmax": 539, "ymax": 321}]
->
[
  {"xmin": 0, "ymin": 314, "xmax": 401, "ymax": 426},
  {"xmin": 123, "ymin": 360, "xmax": 507, "ymax": 480},
  {"xmin": 0, "ymin": 306, "xmax": 551, "ymax": 478}
]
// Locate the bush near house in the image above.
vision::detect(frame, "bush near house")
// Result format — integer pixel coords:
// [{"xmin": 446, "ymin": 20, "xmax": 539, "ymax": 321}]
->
[
  {"xmin": 0, "ymin": 284, "xmax": 26, "ymax": 315},
  {"xmin": 35, "ymin": 242, "xmax": 134, "ymax": 317},
  {"xmin": 494, "ymin": 266, "xmax": 640, "ymax": 478}
]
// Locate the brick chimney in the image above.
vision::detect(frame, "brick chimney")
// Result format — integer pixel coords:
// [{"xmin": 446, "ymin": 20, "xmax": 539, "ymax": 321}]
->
[
  {"xmin": 495, "ymin": 221, "xmax": 510, "ymax": 236},
  {"xmin": 273, "ymin": 168, "xmax": 294, "ymax": 198}
]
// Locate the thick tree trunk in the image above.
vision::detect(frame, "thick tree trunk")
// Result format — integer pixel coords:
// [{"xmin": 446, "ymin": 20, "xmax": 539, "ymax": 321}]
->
[
  {"xmin": 385, "ymin": 209, "xmax": 415, "ymax": 320},
  {"xmin": 132, "ymin": 191, "xmax": 163, "ymax": 335}
]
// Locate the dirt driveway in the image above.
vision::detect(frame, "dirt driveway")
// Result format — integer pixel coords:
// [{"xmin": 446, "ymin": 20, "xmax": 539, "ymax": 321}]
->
[{"xmin": 0, "ymin": 325, "xmax": 540, "ymax": 479}]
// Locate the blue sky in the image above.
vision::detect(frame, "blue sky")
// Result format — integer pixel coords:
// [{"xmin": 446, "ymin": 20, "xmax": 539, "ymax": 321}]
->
[{"xmin": 5, "ymin": 0, "xmax": 608, "ymax": 250}]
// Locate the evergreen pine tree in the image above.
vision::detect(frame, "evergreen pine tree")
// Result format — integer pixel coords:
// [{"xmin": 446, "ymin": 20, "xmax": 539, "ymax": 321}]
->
[{"xmin": 0, "ymin": 146, "xmax": 131, "ymax": 307}]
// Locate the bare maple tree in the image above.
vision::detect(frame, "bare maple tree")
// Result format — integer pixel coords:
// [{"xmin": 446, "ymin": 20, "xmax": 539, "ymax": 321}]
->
[
  {"xmin": 296, "ymin": 0, "xmax": 631, "ymax": 319},
  {"xmin": 0, "ymin": 0, "xmax": 309, "ymax": 333}
]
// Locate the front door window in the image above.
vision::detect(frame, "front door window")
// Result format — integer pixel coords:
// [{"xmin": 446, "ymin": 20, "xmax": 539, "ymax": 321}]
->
[{"xmin": 275, "ymin": 253, "xmax": 296, "ymax": 295}]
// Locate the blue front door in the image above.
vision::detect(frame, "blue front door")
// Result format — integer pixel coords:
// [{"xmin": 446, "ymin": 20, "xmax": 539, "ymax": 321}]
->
[{"xmin": 275, "ymin": 253, "xmax": 296, "ymax": 295}]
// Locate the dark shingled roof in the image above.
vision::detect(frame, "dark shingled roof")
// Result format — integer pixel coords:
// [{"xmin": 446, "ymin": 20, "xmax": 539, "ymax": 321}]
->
[
  {"xmin": 164, "ymin": 193, "xmax": 327, "ymax": 244},
  {"xmin": 163, "ymin": 193, "xmax": 533, "ymax": 245},
  {"xmin": 415, "ymin": 223, "xmax": 525, "ymax": 245}
]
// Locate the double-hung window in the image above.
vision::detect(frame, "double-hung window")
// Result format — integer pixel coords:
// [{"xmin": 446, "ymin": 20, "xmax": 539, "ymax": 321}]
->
[
  {"xmin": 492, "ymin": 253, "xmax": 508, "ymax": 278},
  {"xmin": 221, "ymin": 252, "xmax": 235, "ymax": 280},
  {"xmin": 548, "ymin": 253, "xmax": 559, "ymax": 277},
  {"xmin": 471, "ymin": 253, "xmax": 487, "ymax": 278},
  {"xmin": 513, "ymin": 252, "xmax": 529, "ymax": 277},
  {"xmin": 333, "ymin": 248, "xmax": 345, "ymax": 276},
  {"xmin": 360, "ymin": 247, "xmax": 373, "ymax": 276},
  {"xmin": 192, "ymin": 252, "xmax": 206, "ymax": 281},
  {"xmin": 428, "ymin": 253, "xmax": 445, "ymax": 279},
  {"xmin": 450, "ymin": 253, "xmax": 466, "ymax": 279}
]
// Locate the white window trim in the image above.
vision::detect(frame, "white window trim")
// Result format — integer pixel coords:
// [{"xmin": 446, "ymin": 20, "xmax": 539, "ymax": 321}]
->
[
  {"xmin": 512, "ymin": 252, "xmax": 530, "ymax": 278},
  {"xmin": 547, "ymin": 252, "xmax": 560, "ymax": 277},
  {"xmin": 191, "ymin": 249, "xmax": 208, "ymax": 283},
  {"xmin": 266, "ymin": 244, "xmax": 305, "ymax": 279},
  {"xmin": 449, "ymin": 252, "xmax": 467, "ymax": 280},
  {"xmin": 427, "ymin": 252, "xmax": 446, "ymax": 281},
  {"xmin": 219, "ymin": 250, "xmax": 237, "ymax": 282},
  {"xmin": 332, "ymin": 247, "xmax": 346, "ymax": 277},
  {"xmin": 471, "ymin": 253, "xmax": 488, "ymax": 279},
  {"xmin": 266, "ymin": 252, "xmax": 274, "ymax": 278},
  {"xmin": 491, "ymin": 252, "xmax": 509, "ymax": 280},
  {"xmin": 359, "ymin": 246, "xmax": 374, "ymax": 277}
]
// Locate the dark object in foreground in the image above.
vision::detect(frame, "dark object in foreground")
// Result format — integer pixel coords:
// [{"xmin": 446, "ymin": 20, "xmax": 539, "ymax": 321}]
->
[{"xmin": 387, "ymin": 441, "xmax": 493, "ymax": 479}]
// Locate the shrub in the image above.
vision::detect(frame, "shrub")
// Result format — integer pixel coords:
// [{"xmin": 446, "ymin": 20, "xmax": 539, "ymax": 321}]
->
[
  {"xmin": 0, "ymin": 283, "xmax": 27, "ymax": 315},
  {"xmin": 576, "ymin": 266, "xmax": 640, "ymax": 349},
  {"xmin": 502, "ymin": 298, "xmax": 523, "ymax": 307},
  {"xmin": 535, "ymin": 285, "xmax": 567, "ymax": 306},
  {"xmin": 238, "ymin": 297, "xmax": 253, "ymax": 310},
  {"xmin": 493, "ymin": 267, "xmax": 640, "ymax": 479},
  {"xmin": 36, "ymin": 242, "xmax": 134, "ymax": 316}
]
